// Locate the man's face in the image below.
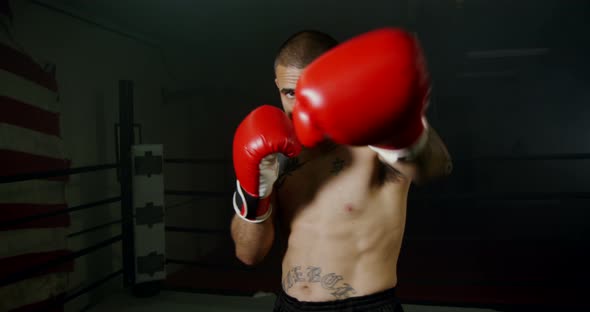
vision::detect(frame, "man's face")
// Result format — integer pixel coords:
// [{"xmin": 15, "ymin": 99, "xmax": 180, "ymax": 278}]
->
[{"xmin": 275, "ymin": 65, "xmax": 305, "ymax": 118}]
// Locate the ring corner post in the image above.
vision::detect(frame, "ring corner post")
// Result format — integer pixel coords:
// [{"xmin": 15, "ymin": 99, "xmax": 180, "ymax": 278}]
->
[{"xmin": 119, "ymin": 79, "xmax": 136, "ymax": 288}]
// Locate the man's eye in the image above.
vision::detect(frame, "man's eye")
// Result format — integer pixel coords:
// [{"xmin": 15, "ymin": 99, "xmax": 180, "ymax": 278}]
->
[{"xmin": 286, "ymin": 91, "xmax": 295, "ymax": 99}]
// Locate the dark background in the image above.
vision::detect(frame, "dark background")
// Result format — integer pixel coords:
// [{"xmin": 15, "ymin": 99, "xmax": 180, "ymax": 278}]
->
[{"xmin": 2, "ymin": 0, "xmax": 589, "ymax": 310}]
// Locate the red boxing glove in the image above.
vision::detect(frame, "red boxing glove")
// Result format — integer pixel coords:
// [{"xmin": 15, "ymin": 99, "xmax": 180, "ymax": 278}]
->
[
  {"xmin": 233, "ymin": 105, "xmax": 301, "ymax": 223},
  {"xmin": 293, "ymin": 28, "xmax": 431, "ymax": 162}
]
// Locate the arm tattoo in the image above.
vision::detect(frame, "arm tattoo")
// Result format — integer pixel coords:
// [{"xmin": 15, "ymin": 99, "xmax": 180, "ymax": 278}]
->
[{"xmin": 283, "ymin": 266, "xmax": 357, "ymax": 299}]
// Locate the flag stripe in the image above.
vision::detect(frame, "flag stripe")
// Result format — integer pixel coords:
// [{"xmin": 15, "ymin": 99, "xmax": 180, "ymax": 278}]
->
[
  {"xmin": 0, "ymin": 180, "xmax": 65, "ymax": 205},
  {"xmin": 0, "ymin": 203, "xmax": 70, "ymax": 230},
  {"xmin": 0, "ymin": 68, "xmax": 59, "ymax": 114},
  {"xmin": 0, "ymin": 123, "xmax": 65, "ymax": 160},
  {"xmin": 0, "ymin": 228, "xmax": 67, "ymax": 258},
  {"xmin": 1, "ymin": 42, "xmax": 68, "ymax": 312},
  {"xmin": 0, "ymin": 273, "xmax": 68, "ymax": 311},
  {"xmin": 0, "ymin": 96, "xmax": 60, "ymax": 137},
  {"xmin": 0, "ymin": 44, "xmax": 58, "ymax": 92},
  {"xmin": 0, "ymin": 150, "xmax": 69, "ymax": 181},
  {"xmin": 0, "ymin": 250, "xmax": 74, "ymax": 281}
]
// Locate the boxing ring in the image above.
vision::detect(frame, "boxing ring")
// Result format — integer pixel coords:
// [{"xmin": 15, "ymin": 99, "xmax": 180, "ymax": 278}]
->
[
  {"xmin": 2, "ymin": 78, "xmax": 588, "ymax": 312},
  {"xmin": 1, "ymin": 80, "xmax": 146, "ymax": 311}
]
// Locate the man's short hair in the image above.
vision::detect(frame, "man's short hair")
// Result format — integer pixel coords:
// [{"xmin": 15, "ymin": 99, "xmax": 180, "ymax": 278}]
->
[{"xmin": 274, "ymin": 30, "xmax": 338, "ymax": 70}]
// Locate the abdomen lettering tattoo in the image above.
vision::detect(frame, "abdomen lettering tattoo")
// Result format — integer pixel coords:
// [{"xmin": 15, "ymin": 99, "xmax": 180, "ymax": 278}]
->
[{"xmin": 283, "ymin": 266, "xmax": 357, "ymax": 300}]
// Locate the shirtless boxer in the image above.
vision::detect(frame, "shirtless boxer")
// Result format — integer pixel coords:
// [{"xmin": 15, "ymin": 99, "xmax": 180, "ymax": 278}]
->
[{"xmin": 231, "ymin": 29, "xmax": 452, "ymax": 311}]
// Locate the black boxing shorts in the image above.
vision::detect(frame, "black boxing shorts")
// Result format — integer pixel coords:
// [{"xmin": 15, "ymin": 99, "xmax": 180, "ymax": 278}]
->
[{"xmin": 273, "ymin": 287, "xmax": 404, "ymax": 312}]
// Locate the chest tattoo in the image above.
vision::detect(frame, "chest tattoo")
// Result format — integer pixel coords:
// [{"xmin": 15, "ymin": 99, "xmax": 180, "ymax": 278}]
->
[
  {"xmin": 276, "ymin": 145, "xmax": 348, "ymax": 188},
  {"xmin": 276, "ymin": 157, "xmax": 306, "ymax": 189}
]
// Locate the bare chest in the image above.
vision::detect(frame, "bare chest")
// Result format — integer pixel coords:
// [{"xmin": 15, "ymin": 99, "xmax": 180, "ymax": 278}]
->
[{"xmin": 275, "ymin": 145, "xmax": 382, "ymax": 227}]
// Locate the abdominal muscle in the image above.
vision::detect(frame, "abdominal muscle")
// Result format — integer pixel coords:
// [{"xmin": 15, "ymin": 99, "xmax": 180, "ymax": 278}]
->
[{"xmin": 277, "ymin": 145, "xmax": 410, "ymax": 302}]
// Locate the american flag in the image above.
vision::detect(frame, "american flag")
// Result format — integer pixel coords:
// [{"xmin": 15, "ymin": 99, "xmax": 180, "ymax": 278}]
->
[{"xmin": 0, "ymin": 40, "xmax": 73, "ymax": 311}]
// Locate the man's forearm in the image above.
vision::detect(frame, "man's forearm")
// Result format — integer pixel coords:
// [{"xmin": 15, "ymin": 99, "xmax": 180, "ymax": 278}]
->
[
  {"xmin": 378, "ymin": 125, "xmax": 452, "ymax": 184},
  {"xmin": 411, "ymin": 127, "xmax": 452, "ymax": 183},
  {"xmin": 231, "ymin": 214, "xmax": 275, "ymax": 266}
]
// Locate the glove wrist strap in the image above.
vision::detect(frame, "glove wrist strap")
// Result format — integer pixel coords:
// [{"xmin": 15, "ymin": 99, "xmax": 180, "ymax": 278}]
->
[
  {"xmin": 369, "ymin": 118, "xmax": 429, "ymax": 164},
  {"xmin": 233, "ymin": 180, "xmax": 272, "ymax": 223}
]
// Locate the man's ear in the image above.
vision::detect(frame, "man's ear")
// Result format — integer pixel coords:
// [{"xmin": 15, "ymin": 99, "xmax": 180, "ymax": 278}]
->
[{"xmin": 274, "ymin": 78, "xmax": 279, "ymax": 89}]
